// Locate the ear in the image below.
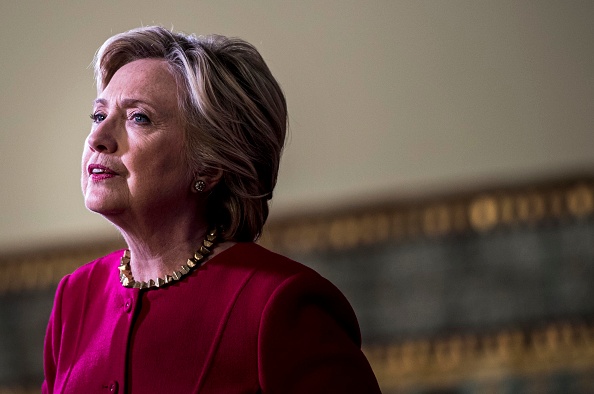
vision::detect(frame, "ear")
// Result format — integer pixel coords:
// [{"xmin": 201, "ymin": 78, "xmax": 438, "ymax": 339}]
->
[{"xmin": 204, "ymin": 167, "xmax": 224, "ymax": 191}]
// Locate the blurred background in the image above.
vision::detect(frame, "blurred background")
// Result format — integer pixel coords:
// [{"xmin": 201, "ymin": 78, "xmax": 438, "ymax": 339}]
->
[{"xmin": 1, "ymin": 1, "xmax": 594, "ymax": 393}]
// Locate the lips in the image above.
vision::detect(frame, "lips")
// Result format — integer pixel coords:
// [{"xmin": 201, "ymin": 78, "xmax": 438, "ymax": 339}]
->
[{"xmin": 88, "ymin": 164, "xmax": 118, "ymax": 180}]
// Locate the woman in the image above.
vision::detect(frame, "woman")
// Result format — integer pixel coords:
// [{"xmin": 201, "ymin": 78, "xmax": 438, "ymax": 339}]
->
[{"xmin": 42, "ymin": 26, "xmax": 381, "ymax": 393}]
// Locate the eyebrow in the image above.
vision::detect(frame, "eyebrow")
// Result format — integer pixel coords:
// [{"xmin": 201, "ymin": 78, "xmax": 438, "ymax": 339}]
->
[{"xmin": 93, "ymin": 98, "xmax": 154, "ymax": 108}]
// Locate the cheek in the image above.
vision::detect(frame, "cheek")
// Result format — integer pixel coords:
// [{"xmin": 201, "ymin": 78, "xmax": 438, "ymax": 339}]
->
[
  {"xmin": 146, "ymin": 139, "xmax": 188, "ymax": 173},
  {"xmin": 81, "ymin": 147, "xmax": 92, "ymax": 190},
  {"xmin": 81, "ymin": 141, "xmax": 91, "ymax": 165}
]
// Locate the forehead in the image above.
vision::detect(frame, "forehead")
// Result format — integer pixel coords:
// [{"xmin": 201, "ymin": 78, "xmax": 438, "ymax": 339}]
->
[{"xmin": 100, "ymin": 58, "xmax": 179, "ymax": 102}]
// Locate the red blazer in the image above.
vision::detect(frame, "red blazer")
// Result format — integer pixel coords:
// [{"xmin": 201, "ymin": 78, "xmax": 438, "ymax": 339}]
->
[{"xmin": 43, "ymin": 242, "xmax": 381, "ymax": 393}]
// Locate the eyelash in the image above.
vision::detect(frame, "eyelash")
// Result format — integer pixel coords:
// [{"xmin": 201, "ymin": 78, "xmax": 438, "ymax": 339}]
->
[
  {"xmin": 89, "ymin": 112, "xmax": 152, "ymax": 125},
  {"xmin": 131, "ymin": 112, "xmax": 151, "ymax": 124},
  {"xmin": 90, "ymin": 112, "xmax": 106, "ymax": 123}
]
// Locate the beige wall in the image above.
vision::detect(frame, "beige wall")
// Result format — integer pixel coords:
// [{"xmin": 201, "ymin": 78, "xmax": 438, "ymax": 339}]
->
[{"xmin": 1, "ymin": 1, "xmax": 593, "ymax": 252}]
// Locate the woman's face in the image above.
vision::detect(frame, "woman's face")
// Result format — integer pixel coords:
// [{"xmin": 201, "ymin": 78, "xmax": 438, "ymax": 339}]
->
[{"xmin": 82, "ymin": 59, "xmax": 194, "ymax": 222}]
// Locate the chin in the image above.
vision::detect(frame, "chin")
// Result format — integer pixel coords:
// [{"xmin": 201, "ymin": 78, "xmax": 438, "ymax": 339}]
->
[{"xmin": 84, "ymin": 195, "xmax": 123, "ymax": 216}]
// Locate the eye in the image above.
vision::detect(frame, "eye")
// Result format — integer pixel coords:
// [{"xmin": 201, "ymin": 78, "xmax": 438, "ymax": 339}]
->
[
  {"xmin": 131, "ymin": 112, "xmax": 151, "ymax": 125},
  {"xmin": 90, "ymin": 112, "xmax": 106, "ymax": 123}
]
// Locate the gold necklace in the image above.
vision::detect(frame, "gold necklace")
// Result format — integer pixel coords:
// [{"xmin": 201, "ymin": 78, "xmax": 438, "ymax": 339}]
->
[{"xmin": 118, "ymin": 228, "xmax": 219, "ymax": 289}]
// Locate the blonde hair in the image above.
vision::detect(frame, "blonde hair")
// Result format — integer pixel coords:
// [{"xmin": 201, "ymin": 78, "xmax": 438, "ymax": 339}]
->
[{"xmin": 94, "ymin": 26, "xmax": 287, "ymax": 241}]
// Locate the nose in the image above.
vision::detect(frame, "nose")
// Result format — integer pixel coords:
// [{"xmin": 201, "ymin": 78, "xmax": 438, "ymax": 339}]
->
[{"xmin": 86, "ymin": 119, "xmax": 118, "ymax": 153}]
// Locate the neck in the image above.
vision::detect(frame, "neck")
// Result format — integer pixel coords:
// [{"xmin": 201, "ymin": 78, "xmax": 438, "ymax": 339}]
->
[
  {"xmin": 114, "ymin": 209, "xmax": 211, "ymax": 283},
  {"xmin": 118, "ymin": 227, "xmax": 226, "ymax": 288}
]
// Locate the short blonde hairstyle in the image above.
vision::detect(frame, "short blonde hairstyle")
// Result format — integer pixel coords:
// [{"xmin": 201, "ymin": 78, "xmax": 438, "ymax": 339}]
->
[{"xmin": 94, "ymin": 26, "xmax": 287, "ymax": 241}]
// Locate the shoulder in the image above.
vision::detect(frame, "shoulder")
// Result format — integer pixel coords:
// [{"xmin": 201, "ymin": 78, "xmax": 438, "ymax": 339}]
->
[
  {"xmin": 48, "ymin": 249, "xmax": 127, "ymax": 343},
  {"xmin": 219, "ymin": 242, "xmax": 319, "ymax": 279},
  {"xmin": 219, "ymin": 242, "xmax": 361, "ymax": 342},
  {"xmin": 208, "ymin": 242, "xmax": 329, "ymax": 304},
  {"xmin": 54, "ymin": 249, "xmax": 125, "ymax": 301},
  {"xmin": 241, "ymin": 246, "xmax": 381, "ymax": 392},
  {"xmin": 214, "ymin": 242, "xmax": 345, "ymax": 306},
  {"xmin": 67, "ymin": 249, "xmax": 124, "ymax": 282}
]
